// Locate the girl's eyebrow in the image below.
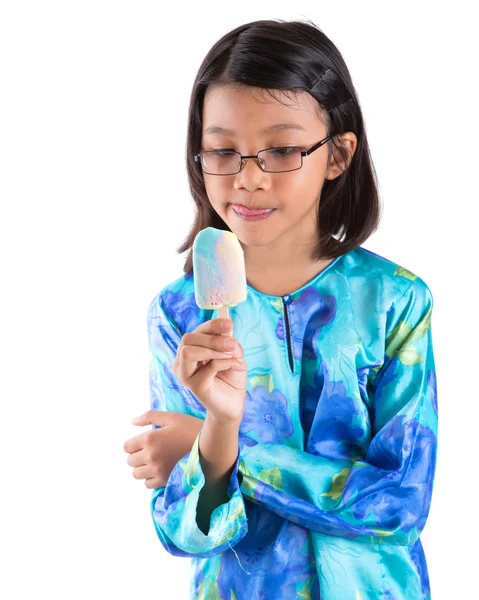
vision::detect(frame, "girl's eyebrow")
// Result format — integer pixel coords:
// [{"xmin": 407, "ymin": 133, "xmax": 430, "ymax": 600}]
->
[{"xmin": 204, "ymin": 123, "xmax": 307, "ymax": 136}]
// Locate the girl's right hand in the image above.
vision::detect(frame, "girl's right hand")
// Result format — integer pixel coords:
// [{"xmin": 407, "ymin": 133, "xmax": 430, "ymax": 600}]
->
[{"xmin": 172, "ymin": 317, "xmax": 248, "ymax": 424}]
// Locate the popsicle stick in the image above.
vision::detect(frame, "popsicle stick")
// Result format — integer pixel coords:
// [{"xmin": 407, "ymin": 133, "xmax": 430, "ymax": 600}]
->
[{"xmin": 218, "ymin": 305, "xmax": 233, "ymax": 337}]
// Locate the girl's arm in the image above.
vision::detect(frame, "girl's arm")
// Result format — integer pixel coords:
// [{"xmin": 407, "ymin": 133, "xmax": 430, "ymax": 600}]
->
[
  {"xmin": 196, "ymin": 413, "xmax": 241, "ymax": 535},
  {"xmin": 233, "ymin": 275, "xmax": 437, "ymax": 546},
  {"xmin": 147, "ymin": 293, "xmax": 248, "ymax": 559}
]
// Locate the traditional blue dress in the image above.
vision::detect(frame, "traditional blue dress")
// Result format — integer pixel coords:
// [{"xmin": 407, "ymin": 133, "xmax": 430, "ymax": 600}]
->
[{"xmin": 147, "ymin": 246, "xmax": 437, "ymax": 599}]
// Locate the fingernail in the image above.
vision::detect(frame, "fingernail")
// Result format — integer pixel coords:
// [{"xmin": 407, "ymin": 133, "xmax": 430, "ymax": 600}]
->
[
  {"xmin": 222, "ymin": 319, "xmax": 232, "ymax": 329},
  {"xmin": 131, "ymin": 416, "xmax": 141, "ymax": 423}
]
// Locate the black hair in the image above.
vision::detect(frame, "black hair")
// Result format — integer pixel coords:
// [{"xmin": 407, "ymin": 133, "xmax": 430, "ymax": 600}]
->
[{"xmin": 177, "ymin": 17, "xmax": 381, "ymax": 274}]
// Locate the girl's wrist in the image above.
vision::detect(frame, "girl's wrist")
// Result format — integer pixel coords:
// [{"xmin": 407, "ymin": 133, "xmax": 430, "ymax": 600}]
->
[
  {"xmin": 205, "ymin": 409, "xmax": 242, "ymax": 429},
  {"xmin": 199, "ymin": 412, "xmax": 241, "ymax": 483}
]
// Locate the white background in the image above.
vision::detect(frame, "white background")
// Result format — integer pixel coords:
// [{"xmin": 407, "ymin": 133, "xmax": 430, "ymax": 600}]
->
[{"xmin": 1, "ymin": 1, "xmax": 477, "ymax": 598}]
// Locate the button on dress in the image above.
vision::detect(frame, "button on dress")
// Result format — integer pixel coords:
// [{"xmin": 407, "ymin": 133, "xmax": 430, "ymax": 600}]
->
[{"xmin": 146, "ymin": 246, "xmax": 438, "ymax": 600}]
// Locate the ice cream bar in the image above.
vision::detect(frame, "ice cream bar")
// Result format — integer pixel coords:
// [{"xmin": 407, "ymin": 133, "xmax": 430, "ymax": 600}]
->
[{"xmin": 193, "ymin": 227, "xmax": 247, "ymax": 323}]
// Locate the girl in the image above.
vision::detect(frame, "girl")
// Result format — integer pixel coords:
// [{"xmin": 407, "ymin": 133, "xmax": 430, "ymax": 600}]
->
[{"xmin": 124, "ymin": 18, "xmax": 437, "ymax": 600}]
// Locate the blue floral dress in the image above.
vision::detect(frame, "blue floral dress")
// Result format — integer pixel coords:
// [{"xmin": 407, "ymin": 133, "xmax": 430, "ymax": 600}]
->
[{"xmin": 146, "ymin": 246, "xmax": 438, "ymax": 600}]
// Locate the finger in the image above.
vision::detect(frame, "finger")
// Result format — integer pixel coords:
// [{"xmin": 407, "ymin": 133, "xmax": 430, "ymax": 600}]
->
[
  {"xmin": 177, "ymin": 320, "xmax": 232, "ymax": 352},
  {"xmin": 131, "ymin": 412, "xmax": 159, "ymax": 425},
  {"xmin": 178, "ymin": 339, "xmax": 245, "ymax": 381},
  {"xmin": 178, "ymin": 346, "xmax": 237, "ymax": 381},
  {"xmin": 132, "ymin": 465, "xmax": 154, "ymax": 481},
  {"xmin": 182, "ymin": 341, "xmax": 237, "ymax": 360},
  {"xmin": 123, "ymin": 434, "xmax": 147, "ymax": 454},
  {"xmin": 127, "ymin": 449, "xmax": 148, "ymax": 468},
  {"xmin": 193, "ymin": 317, "xmax": 235, "ymax": 337},
  {"xmin": 131, "ymin": 410, "xmax": 177, "ymax": 428},
  {"xmin": 189, "ymin": 357, "xmax": 247, "ymax": 392},
  {"xmin": 145, "ymin": 477, "xmax": 166, "ymax": 489},
  {"xmin": 182, "ymin": 331, "xmax": 240, "ymax": 355}
]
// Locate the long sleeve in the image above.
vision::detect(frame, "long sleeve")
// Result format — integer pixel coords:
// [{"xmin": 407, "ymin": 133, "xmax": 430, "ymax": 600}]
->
[
  {"xmin": 148, "ymin": 275, "xmax": 438, "ymax": 551},
  {"xmin": 147, "ymin": 292, "xmax": 248, "ymax": 558},
  {"xmin": 236, "ymin": 276, "xmax": 438, "ymax": 546}
]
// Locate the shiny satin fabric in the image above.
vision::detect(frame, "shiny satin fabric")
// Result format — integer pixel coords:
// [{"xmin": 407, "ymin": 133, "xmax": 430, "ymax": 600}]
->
[{"xmin": 146, "ymin": 246, "xmax": 437, "ymax": 600}]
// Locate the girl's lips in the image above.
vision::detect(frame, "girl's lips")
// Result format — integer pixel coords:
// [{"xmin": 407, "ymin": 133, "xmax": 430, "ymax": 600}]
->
[{"xmin": 231, "ymin": 204, "xmax": 277, "ymax": 220}]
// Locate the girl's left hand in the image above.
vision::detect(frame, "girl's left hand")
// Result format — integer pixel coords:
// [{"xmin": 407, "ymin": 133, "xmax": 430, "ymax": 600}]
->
[{"xmin": 123, "ymin": 411, "xmax": 204, "ymax": 488}]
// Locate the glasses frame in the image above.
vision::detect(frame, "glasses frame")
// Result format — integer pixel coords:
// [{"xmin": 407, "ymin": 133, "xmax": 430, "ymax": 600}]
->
[{"xmin": 194, "ymin": 134, "xmax": 335, "ymax": 175}]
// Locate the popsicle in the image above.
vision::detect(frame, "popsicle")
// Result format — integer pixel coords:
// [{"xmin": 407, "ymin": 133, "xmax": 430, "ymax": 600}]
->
[{"xmin": 193, "ymin": 227, "xmax": 247, "ymax": 333}]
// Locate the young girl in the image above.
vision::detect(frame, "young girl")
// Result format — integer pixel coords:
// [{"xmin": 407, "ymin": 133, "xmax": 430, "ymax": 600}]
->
[{"xmin": 125, "ymin": 18, "xmax": 437, "ymax": 600}]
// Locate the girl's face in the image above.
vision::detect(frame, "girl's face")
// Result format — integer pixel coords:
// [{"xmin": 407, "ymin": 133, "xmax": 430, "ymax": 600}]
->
[{"xmin": 201, "ymin": 84, "xmax": 356, "ymax": 253}]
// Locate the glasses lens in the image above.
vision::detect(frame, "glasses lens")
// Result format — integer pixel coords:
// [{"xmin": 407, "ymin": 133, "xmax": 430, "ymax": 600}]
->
[
  {"xmin": 259, "ymin": 147, "xmax": 302, "ymax": 172},
  {"xmin": 201, "ymin": 150, "xmax": 241, "ymax": 175},
  {"xmin": 200, "ymin": 147, "xmax": 302, "ymax": 174}
]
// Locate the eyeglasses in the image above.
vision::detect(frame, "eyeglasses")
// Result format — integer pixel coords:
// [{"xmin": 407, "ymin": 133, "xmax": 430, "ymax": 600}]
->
[{"xmin": 194, "ymin": 134, "xmax": 335, "ymax": 175}]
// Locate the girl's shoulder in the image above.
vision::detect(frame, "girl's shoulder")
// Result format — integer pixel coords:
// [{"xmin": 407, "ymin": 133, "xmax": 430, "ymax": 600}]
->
[
  {"xmin": 147, "ymin": 271, "xmax": 206, "ymax": 335},
  {"xmin": 343, "ymin": 246, "xmax": 433, "ymax": 311},
  {"xmin": 148, "ymin": 271, "xmax": 195, "ymax": 310}
]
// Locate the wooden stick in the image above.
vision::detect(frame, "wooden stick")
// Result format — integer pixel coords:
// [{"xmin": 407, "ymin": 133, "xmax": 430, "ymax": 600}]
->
[{"xmin": 217, "ymin": 305, "xmax": 232, "ymax": 337}]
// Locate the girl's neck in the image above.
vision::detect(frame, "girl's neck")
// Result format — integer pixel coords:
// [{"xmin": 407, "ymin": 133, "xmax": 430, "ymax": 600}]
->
[
  {"xmin": 240, "ymin": 217, "xmax": 332, "ymax": 296},
  {"xmin": 244, "ymin": 254, "xmax": 335, "ymax": 297}
]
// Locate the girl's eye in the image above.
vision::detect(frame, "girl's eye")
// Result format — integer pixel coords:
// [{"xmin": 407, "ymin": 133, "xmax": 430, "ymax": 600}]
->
[
  {"xmin": 208, "ymin": 149, "xmax": 237, "ymax": 156},
  {"xmin": 269, "ymin": 146, "xmax": 298, "ymax": 155},
  {"xmin": 207, "ymin": 146, "xmax": 298, "ymax": 155}
]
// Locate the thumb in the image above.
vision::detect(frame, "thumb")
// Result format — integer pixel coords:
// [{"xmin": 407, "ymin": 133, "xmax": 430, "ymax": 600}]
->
[{"xmin": 131, "ymin": 410, "xmax": 172, "ymax": 426}]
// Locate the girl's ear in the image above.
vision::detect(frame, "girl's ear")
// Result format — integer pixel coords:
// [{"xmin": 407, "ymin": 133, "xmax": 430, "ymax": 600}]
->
[{"xmin": 325, "ymin": 132, "xmax": 358, "ymax": 180}]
